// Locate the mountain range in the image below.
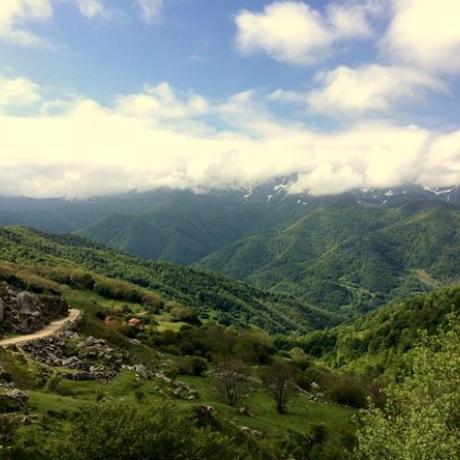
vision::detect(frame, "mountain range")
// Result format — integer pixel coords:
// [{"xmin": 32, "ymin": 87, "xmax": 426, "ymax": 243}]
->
[{"xmin": 1, "ymin": 182, "xmax": 459, "ymax": 314}]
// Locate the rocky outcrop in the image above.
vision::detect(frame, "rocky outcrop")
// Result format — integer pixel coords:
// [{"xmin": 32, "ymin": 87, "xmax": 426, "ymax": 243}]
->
[
  {"xmin": 18, "ymin": 332, "xmax": 131, "ymax": 381},
  {"xmin": 0, "ymin": 283, "xmax": 69, "ymax": 336}
]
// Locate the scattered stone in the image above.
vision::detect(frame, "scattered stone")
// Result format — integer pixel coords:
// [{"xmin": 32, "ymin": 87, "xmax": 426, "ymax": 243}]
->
[
  {"xmin": 19, "ymin": 334, "xmax": 130, "ymax": 381},
  {"xmin": 151, "ymin": 370, "xmax": 199, "ymax": 400},
  {"xmin": 240, "ymin": 426, "xmax": 264, "ymax": 439}
]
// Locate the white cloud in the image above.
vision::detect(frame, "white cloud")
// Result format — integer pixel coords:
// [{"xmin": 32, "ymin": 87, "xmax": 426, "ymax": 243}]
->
[
  {"xmin": 0, "ymin": 77, "xmax": 459, "ymax": 198},
  {"xmin": 0, "ymin": 74, "xmax": 41, "ymax": 107},
  {"xmin": 419, "ymin": 130, "xmax": 460, "ymax": 187},
  {"xmin": 75, "ymin": 0, "xmax": 106, "ymax": 18},
  {"xmin": 0, "ymin": 0, "xmax": 53, "ymax": 46},
  {"xmin": 235, "ymin": 1, "xmax": 373, "ymax": 65},
  {"xmin": 306, "ymin": 64, "xmax": 446, "ymax": 115},
  {"xmin": 235, "ymin": 2, "xmax": 332, "ymax": 65},
  {"xmin": 115, "ymin": 82, "xmax": 209, "ymax": 120},
  {"xmin": 383, "ymin": 0, "xmax": 460, "ymax": 73},
  {"xmin": 269, "ymin": 88, "xmax": 306, "ymax": 103},
  {"xmin": 137, "ymin": 0, "xmax": 163, "ymax": 23},
  {"xmin": 0, "ymin": 0, "xmax": 111, "ymax": 46},
  {"xmin": 326, "ymin": 3, "xmax": 372, "ymax": 39}
]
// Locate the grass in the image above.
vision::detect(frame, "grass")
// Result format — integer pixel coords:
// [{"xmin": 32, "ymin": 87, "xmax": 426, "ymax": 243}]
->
[
  {"xmin": 178, "ymin": 375, "xmax": 355, "ymax": 441},
  {"xmin": 156, "ymin": 319, "xmax": 188, "ymax": 332},
  {"xmin": 28, "ymin": 390, "xmax": 91, "ymax": 415},
  {"xmin": 62, "ymin": 288, "xmax": 144, "ymax": 314},
  {"xmin": 20, "ymin": 366, "xmax": 354, "ymax": 448},
  {"xmin": 0, "ymin": 349, "xmax": 40, "ymax": 389}
]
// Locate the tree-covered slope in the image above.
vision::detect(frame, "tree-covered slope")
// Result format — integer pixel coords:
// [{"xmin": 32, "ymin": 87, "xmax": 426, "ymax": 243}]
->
[
  {"xmin": 293, "ymin": 285, "xmax": 460, "ymax": 374},
  {"xmin": 0, "ymin": 226, "xmax": 339, "ymax": 334},
  {"xmin": 75, "ymin": 197, "xmax": 250, "ymax": 265},
  {"xmin": 197, "ymin": 202, "xmax": 460, "ymax": 313}
]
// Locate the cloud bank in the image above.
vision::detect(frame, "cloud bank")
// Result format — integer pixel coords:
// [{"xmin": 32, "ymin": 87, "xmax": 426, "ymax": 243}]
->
[
  {"xmin": 1, "ymin": 0, "xmax": 459, "ymax": 198},
  {"xmin": 0, "ymin": 76, "xmax": 459, "ymax": 198}
]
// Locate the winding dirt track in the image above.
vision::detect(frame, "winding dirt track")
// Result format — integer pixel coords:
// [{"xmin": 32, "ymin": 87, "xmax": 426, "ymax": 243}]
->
[{"xmin": 0, "ymin": 309, "xmax": 80, "ymax": 347}]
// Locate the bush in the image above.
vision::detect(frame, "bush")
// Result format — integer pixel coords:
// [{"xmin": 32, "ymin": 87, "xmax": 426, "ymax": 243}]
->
[
  {"xmin": 48, "ymin": 401, "xmax": 256, "ymax": 460},
  {"xmin": 290, "ymin": 347, "xmax": 313, "ymax": 371},
  {"xmin": 134, "ymin": 390, "xmax": 145, "ymax": 402},
  {"xmin": 0, "ymin": 414, "xmax": 17, "ymax": 453},
  {"xmin": 167, "ymin": 302, "xmax": 200, "ymax": 324},
  {"xmin": 175, "ymin": 356, "xmax": 208, "ymax": 376},
  {"xmin": 325, "ymin": 376, "xmax": 368, "ymax": 408}
]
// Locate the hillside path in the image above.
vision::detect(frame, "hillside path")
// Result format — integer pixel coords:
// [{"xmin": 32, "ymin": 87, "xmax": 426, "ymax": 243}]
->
[{"xmin": 0, "ymin": 309, "xmax": 81, "ymax": 347}]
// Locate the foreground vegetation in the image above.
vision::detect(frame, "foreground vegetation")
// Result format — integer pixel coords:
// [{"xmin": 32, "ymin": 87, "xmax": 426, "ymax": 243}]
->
[{"xmin": 0, "ymin": 264, "xmax": 356, "ymax": 459}]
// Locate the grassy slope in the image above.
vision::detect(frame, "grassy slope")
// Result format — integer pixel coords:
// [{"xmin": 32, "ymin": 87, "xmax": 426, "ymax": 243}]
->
[
  {"xmin": 18, "ymin": 370, "xmax": 354, "ymax": 455},
  {"xmin": 0, "ymin": 226, "xmax": 340, "ymax": 334},
  {"xmin": 0, "ymin": 279, "xmax": 354, "ymax": 457}
]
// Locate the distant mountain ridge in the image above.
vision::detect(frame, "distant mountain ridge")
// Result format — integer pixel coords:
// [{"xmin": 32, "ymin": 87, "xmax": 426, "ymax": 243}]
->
[
  {"xmin": 1, "ymin": 183, "xmax": 460, "ymax": 313},
  {"xmin": 1, "ymin": 183, "xmax": 460, "ymax": 237}
]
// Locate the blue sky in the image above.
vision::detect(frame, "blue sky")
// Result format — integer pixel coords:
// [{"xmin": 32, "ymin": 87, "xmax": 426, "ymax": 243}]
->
[
  {"xmin": 1, "ymin": 0, "xmax": 460, "ymax": 197},
  {"xmin": 2, "ymin": 1, "xmax": 373, "ymax": 99}
]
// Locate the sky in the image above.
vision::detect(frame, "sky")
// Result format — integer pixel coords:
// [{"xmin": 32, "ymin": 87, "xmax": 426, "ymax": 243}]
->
[{"xmin": 0, "ymin": 0, "xmax": 460, "ymax": 198}]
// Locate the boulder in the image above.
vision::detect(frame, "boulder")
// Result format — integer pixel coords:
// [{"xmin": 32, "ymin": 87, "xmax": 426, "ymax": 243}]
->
[
  {"xmin": 20, "ymin": 334, "xmax": 131, "ymax": 382},
  {"xmin": 16, "ymin": 292, "xmax": 40, "ymax": 315}
]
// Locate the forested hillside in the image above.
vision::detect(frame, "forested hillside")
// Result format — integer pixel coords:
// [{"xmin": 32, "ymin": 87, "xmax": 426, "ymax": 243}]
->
[
  {"xmin": 0, "ymin": 226, "xmax": 338, "ymax": 334},
  {"xmin": 290, "ymin": 285, "xmax": 460, "ymax": 374},
  {"xmin": 197, "ymin": 201, "xmax": 460, "ymax": 313}
]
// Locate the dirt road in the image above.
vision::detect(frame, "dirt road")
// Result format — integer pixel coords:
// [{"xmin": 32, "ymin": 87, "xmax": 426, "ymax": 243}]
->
[{"xmin": 0, "ymin": 309, "xmax": 81, "ymax": 347}]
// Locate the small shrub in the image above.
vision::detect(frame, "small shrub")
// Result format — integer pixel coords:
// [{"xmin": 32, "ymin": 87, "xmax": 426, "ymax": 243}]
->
[
  {"xmin": 325, "ymin": 377, "xmax": 368, "ymax": 408},
  {"xmin": 175, "ymin": 356, "xmax": 208, "ymax": 376}
]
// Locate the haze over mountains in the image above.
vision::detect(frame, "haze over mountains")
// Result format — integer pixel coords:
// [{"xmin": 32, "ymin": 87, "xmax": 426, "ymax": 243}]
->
[{"xmin": 1, "ymin": 181, "xmax": 460, "ymax": 315}]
